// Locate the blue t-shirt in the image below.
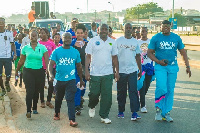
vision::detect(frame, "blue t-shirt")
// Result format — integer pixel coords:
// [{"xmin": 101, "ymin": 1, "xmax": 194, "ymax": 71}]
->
[
  {"xmin": 66, "ymin": 28, "xmax": 76, "ymax": 43},
  {"xmin": 15, "ymin": 41, "xmax": 21, "ymax": 57},
  {"xmin": 148, "ymin": 32, "xmax": 184, "ymax": 66},
  {"xmin": 50, "ymin": 46, "xmax": 81, "ymax": 81}
]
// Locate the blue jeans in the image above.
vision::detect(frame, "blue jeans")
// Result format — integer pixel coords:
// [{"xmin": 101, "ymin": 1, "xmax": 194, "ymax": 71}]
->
[
  {"xmin": 154, "ymin": 64, "xmax": 178, "ymax": 116},
  {"xmin": 117, "ymin": 71, "xmax": 140, "ymax": 113},
  {"xmin": 55, "ymin": 79, "xmax": 77, "ymax": 121},
  {"xmin": 0, "ymin": 58, "xmax": 12, "ymax": 77}
]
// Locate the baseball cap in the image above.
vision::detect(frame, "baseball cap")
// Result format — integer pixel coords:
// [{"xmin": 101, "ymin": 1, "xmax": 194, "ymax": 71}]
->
[{"xmin": 71, "ymin": 18, "xmax": 78, "ymax": 22}]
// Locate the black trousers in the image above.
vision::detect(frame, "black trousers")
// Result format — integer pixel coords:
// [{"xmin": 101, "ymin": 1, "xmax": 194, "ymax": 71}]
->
[
  {"xmin": 46, "ymin": 68, "xmax": 55, "ymax": 102},
  {"xmin": 117, "ymin": 72, "xmax": 140, "ymax": 113},
  {"xmin": 55, "ymin": 79, "xmax": 77, "ymax": 121},
  {"xmin": 23, "ymin": 67, "xmax": 45, "ymax": 112},
  {"xmin": 139, "ymin": 74, "xmax": 152, "ymax": 108}
]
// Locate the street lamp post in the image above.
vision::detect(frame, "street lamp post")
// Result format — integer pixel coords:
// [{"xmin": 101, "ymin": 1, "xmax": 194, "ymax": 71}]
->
[
  {"xmin": 172, "ymin": 0, "xmax": 174, "ymax": 18},
  {"xmin": 108, "ymin": 2, "xmax": 114, "ymax": 12},
  {"xmin": 138, "ymin": 7, "xmax": 139, "ymax": 24},
  {"xmin": 108, "ymin": 2, "xmax": 114, "ymax": 28}
]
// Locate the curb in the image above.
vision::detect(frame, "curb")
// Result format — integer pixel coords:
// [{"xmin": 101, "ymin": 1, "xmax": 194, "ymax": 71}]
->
[{"xmin": 0, "ymin": 86, "xmax": 16, "ymax": 130}]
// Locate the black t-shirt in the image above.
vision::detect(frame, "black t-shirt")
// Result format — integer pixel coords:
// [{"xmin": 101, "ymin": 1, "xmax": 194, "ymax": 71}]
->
[{"xmin": 74, "ymin": 42, "xmax": 87, "ymax": 66}]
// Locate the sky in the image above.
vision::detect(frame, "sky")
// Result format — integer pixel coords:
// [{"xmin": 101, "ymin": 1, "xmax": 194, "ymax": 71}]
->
[{"xmin": 0, "ymin": 0, "xmax": 200, "ymax": 17}]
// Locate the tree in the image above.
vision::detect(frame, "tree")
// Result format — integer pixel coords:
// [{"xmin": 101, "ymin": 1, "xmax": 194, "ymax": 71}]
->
[
  {"xmin": 169, "ymin": 13, "xmax": 187, "ymax": 27},
  {"xmin": 125, "ymin": 2, "xmax": 164, "ymax": 20}
]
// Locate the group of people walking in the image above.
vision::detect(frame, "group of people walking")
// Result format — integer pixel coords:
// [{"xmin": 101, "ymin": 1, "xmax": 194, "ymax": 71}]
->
[{"xmin": 0, "ymin": 16, "xmax": 191, "ymax": 127}]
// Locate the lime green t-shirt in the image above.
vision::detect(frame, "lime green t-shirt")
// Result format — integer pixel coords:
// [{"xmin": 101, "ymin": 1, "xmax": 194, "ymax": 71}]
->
[{"xmin": 21, "ymin": 43, "xmax": 48, "ymax": 69}]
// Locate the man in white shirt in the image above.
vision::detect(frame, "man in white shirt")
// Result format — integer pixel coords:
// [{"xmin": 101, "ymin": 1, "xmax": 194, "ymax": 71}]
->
[
  {"xmin": 21, "ymin": 29, "xmax": 30, "ymax": 49},
  {"xmin": 85, "ymin": 24, "xmax": 119, "ymax": 124},
  {"xmin": 0, "ymin": 17, "xmax": 16, "ymax": 95},
  {"xmin": 115, "ymin": 23, "xmax": 142, "ymax": 121},
  {"xmin": 88, "ymin": 22, "xmax": 98, "ymax": 39}
]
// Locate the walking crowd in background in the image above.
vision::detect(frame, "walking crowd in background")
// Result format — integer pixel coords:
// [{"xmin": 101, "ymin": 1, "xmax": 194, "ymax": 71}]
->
[{"xmin": 0, "ymin": 15, "xmax": 192, "ymax": 127}]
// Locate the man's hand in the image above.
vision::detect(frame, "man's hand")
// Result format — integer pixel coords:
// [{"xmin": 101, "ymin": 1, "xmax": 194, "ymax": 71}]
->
[
  {"xmin": 45, "ymin": 69, "xmax": 49, "ymax": 75},
  {"xmin": 80, "ymin": 80, "xmax": 85, "ymax": 88},
  {"xmin": 13, "ymin": 55, "xmax": 17, "ymax": 60},
  {"xmin": 186, "ymin": 67, "xmax": 191, "ymax": 78},
  {"xmin": 15, "ymin": 70, "xmax": 19, "ymax": 77},
  {"xmin": 157, "ymin": 59, "xmax": 168, "ymax": 66},
  {"xmin": 85, "ymin": 71, "xmax": 90, "ymax": 81},
  {"xmin": 138, "ymin": 71, "xmax": 142, "ymax": 80},
  {"xmin": 49, "ymin": 75, "xmax": 54, "ymax": 82},
  {"xmin": 114, "ymin": 72, "xmax": 120, "ymax": 82}
]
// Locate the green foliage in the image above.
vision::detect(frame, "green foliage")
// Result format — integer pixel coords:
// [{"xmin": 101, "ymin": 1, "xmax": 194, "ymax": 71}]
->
[
  {"xmin": 169, "ymin": 13, "xmax": 187, "ymax": 27},
  {"xmin": 125, "ymin": 2, "xmax": 163, "ymax": 20}
]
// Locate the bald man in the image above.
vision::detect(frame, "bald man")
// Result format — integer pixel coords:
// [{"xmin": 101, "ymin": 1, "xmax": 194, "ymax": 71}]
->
[
  {"xmin": 115, "ymin": 23, "xmax": 142, "ymax": 121},
  {"xmin": 48, "ymin": 32, "xmax": 84, "ymax": 127}
]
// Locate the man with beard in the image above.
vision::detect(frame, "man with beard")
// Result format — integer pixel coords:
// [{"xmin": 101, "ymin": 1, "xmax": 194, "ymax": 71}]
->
[
  {"xmin": 85, "ymin": 24, "xmax": 119, "ymax": 124},
  {"xmin": 48, "ymin": 32, "xmax": 84, "ymax": 127},
  {"xmin": 148, "ymin": 20, "xmax": 191, "ymax": 122}
]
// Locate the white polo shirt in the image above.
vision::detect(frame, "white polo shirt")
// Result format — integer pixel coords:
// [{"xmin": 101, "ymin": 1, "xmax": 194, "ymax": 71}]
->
[
  {"xmin": 86, "ymin": 36, "xmax": 118, "ymax": 76},
  {"xmin": 116, "ymin": 36, "xmax": 141, "ymax": 74},
  {"xmin": 138, "ymin": 39, "xmax": 152, "ymax": 65},
  {"xmin": 0, "ymin": 31, "xmax": 14, "ymax": 58},
  {"xmin": 21, "ymin": 35, "xmax": 30, "ymax": 49}
]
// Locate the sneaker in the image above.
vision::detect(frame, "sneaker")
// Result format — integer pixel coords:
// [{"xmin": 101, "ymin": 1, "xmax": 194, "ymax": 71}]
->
[
  {"xmin": 70, "ymin": 120, "xmax": 78, "ymax": 127},
  {"xmin": 54, "ymin": 113, "xmax": 60, "ymax": 120},
  {"xmin": 1, "ymin": 89, "xmax": 6, "ymax": 96},
  {"xmin": 75, "ymin": 107, "xmax": 81, "ymax": 115},
  {"xmin": 33, "ymin": 110, "xmax": 38, "ymax": 114},
  {"xmin": 14, "ymin": 81, "xmax": 18, "ymax": 86},
  {"xmin": 46, "ymin": 101, "xmax": 54, "ymax": 108},
  {"xmin": 141, "ymin": 106, "xmax": 148, "ymax": 113},
  {"xmin": 162, "ymin": 112, "xmax": 173, "ymax": 122},
  {"xmin": 5, "ymin": 82, "xmax": 11, "ymax": 92},
  {"xmin": 155, "ymin": 108, "xmax": 162, "ymax": 121},
  {"xmin": 89, "ymin": 108, "xmax": 95, "ymax": 118},
  {"xmin": 41, "ymin": 102, "xmax": 45, "ymax": 108},
  {"xmin": 117, "ymin": 112, "xmax": 124, "ymax": 118},
  {"xmin": 80, "ymin": 104, "xmax": 83, "ymax": 110},
  {"xmin": 19, "ymin": 83, "xmax": 22, "ymax": 88},
  {"xmin": 131, "ymin": 112, "xmax": 141, "ymax": 121},
  {"xmin": 101, "ymin": 118, "xmax": 111, "ymax": 124},
  {"xmin": 26, "ymin": 112, "xmax": 31, "ymax": 119}
]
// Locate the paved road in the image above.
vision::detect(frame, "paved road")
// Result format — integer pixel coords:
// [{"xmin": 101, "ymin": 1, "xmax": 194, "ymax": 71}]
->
[{"xmin": 9, "ymin": 66, "xmax": 200, "ymax": 133}]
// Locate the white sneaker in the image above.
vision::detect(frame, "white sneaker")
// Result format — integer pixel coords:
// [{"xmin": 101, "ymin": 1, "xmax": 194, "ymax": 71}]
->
[
  {"xmin": 141, "ymin": 106, "xmax": 148, "ymax": 113},
  {"xmin": 101, "ymin": 118, "xmax": 111, "ymax": 124},
  {"xmin": 89, "ymin": 108, "xmax": 95, "ymax": 118}
]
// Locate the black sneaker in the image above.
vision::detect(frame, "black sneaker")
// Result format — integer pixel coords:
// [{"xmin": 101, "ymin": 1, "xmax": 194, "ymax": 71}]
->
[
  {"xmin": 19, "ymin": 83, "xmax": 22, "ymax": 88},
  {"xmin": 75, "ymin": 106, "xmax": 81, "ymax": 115},
  {"xmin": 26, "ymin": 112, "xmax": 31, "ymax": 119},
  {"xmin": 15, "ymin": 81, "xmax": 18, "ymax": 86},
  {"xmin": 5, "ymin": 82, "xmax": 11, "ymax": 92}
]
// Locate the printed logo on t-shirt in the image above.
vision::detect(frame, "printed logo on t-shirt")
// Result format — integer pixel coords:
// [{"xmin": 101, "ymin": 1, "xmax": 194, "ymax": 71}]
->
[
  {"xmin": 159, "ymin": 41, "xmax": 176, "ymax": 49},
  {"xmin": 58, "ymin": 57, "xmax": 75, "ymax": 66},
  {"xmin": 95, "ymin": 41, "xmax": 100, "ymax": 45},
  {"xmin": 70, "ymin": 69, "xmax": 75, "ymax": 75},
  {"xmin": 65, "ymin": 75, "xmax": 69, "ymax": 79},
  {"xmin": 140, "ymin": 43, "xmax": 148, "ymax": 52},
  {"xmin": 120, "ymin": 44, "xmax": 136, "ymax": 51}
]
